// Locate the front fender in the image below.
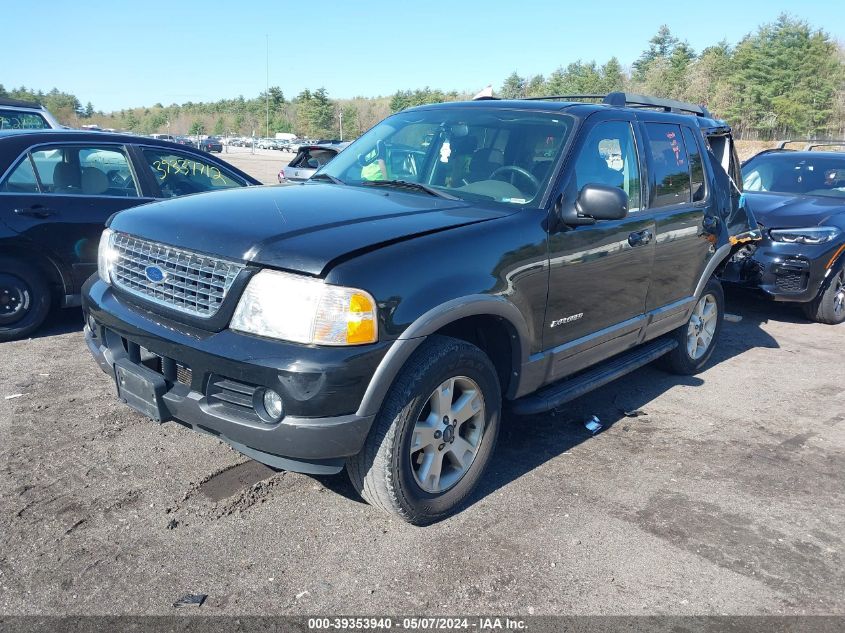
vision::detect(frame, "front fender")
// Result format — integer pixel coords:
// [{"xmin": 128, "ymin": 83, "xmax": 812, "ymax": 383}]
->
[{"xmin": 355, "ymin": 294, "xmax": 532, "ymax": 418}]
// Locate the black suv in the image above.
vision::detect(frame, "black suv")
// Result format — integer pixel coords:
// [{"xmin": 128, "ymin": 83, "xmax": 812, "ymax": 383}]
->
[
  {"xmin": 725, "ymin": 141, "xmax": 845, "ymax": 324},
  {"xmin": 0, "ymin": 130, "xmax": 259, "ymax": 340},
  {"xmin": 83, "ymin": 94, "xmax": 756, "ymax": 524}
]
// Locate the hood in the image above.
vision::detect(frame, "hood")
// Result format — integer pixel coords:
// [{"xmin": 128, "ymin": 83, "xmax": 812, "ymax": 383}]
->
[
  {"xmin": 744, "ymin": 192, "xmax": 844, "ymax": 229},
  {"xmin": 108, "ymin": 183, "xmax": 513, "ymax": 276}
]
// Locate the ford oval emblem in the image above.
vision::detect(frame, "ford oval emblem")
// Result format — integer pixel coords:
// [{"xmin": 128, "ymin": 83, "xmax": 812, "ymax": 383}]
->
[{"xmin": 144, "ymin": 265, "xmax": 166, "ymax": 283}]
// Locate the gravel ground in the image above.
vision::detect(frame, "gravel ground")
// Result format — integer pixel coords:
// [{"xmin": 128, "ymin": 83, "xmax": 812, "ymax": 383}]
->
[{"xmin": 1, "ymin": 288, "xmax": 842, "ymax": 616}]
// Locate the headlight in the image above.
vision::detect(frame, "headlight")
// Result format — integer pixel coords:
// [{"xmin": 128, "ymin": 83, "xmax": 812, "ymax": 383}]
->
[
  {"xmin": 230, "ymin": 270, "xmax": 377, "ymax": 345},
  {"xmin": 769, "ymin": 226, "xmax": 841, "ymax": 245},
  {"xmin": 97, "ymin": 228, "xmax": 117, "ymax": 283}
]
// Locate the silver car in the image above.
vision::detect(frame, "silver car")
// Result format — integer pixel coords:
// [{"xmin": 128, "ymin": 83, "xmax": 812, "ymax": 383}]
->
[
  {"xmin": 278, "ymin": 142, "xmax": 350, "ymax": 183},
  {"xmin": 0, "ymin": 97, "xmax": 62, "ymax": 130}
]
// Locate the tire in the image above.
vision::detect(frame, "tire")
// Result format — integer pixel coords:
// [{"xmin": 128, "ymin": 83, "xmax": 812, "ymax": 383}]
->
[
  {"xmin": 347, "ymin": 335, "xmax": 501, "ymax": 525},
  {"xmin": 801, "ymin": 265, "xmax": 845, "ymax": 325},
  {"xmin": 660, "ymin": 278, "xmax": 724, "ymax": 375},
  {"xmin": 0, "ymin": 257, "xmax": 52, "ymax": 342}
]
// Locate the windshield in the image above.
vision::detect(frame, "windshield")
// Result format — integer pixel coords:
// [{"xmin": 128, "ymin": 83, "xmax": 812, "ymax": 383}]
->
[
  {"xmin": 319, "ymin": 107, "xmax": 575, "ymax": 207},
  {"xmin": 743, "ymin": 153, "xmax": 845, "ymax": 198}
]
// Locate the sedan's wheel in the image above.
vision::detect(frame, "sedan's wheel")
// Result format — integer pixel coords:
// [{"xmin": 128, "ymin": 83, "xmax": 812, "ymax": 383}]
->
[
  {"xmin": 347, "ymin": 335, "xmax": 501, "ymax": 525},
  {"xmin": 0, "ymin": 258, "xmax": 52, "ymax": 342},
  {"xmin": 660, "ymin": 278, "xmax": 724, "ymax": 375},
  {"xmin": 802, "ymin": 267, "xmax": 845, "ymax": 325},
  {"xmin": 410, "ymin": 376, "xmax": 485, "ymax": 494}
]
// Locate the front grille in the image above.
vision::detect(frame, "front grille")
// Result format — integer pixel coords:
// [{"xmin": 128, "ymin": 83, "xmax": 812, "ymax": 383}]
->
[
  {"xmin": 776, "ymin": 271, "xmax": 807, "ymax": 293},
  {"xmin": 137, "ymin": 344, "xmax": 192, "ymax": 386},
  {"xmin": 111, "ymin": 233, "xmax": 244, "ymax": 318}
]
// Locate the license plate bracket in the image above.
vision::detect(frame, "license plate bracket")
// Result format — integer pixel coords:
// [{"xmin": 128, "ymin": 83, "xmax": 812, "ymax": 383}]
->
[{"xmin": 114, "ymin": 358, "xmax": 171, "ymax": 422}]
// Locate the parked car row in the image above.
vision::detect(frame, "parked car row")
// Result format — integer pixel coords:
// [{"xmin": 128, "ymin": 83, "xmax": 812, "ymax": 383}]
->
[{"xmin": 0, "ymin": 129, "xmax": 260, "ymax": 341}]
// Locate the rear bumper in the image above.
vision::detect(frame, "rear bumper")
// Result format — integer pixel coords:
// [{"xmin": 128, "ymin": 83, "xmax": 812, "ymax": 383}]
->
[{"xmin": 82, "ymin": 278, "xmax": 388, "ymax": 474}]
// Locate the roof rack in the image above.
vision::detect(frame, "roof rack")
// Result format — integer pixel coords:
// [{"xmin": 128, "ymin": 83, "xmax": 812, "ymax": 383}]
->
[
  {"xmin": 0, "ymin": 96, "xmax": 44, "ymax": 109},
  {"xmin": 776, "ymin": 139, "xmax": 845, "ymax": 151},
  {"xmin": 522, "ymin": 92, "xmax": 711, "ymax": 117}
]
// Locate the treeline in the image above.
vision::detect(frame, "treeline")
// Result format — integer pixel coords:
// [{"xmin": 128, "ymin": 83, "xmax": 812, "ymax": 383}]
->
[
  {"xmin": 499, "ymin": 15, "xmax": 845, "ymax": 139},
  {"xmin": 4, "ymin": 15, "xmax": 843, "ymax": 140}
]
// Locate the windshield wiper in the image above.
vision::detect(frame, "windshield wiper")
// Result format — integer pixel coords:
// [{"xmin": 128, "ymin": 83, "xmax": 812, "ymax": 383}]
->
[
  {"xmin": 361, "ymin": 179, "xmax": 459, "ymax": 200},
  {"xmin": 310, "ymin": 172, "xmax": 344, "ymax": 185}
]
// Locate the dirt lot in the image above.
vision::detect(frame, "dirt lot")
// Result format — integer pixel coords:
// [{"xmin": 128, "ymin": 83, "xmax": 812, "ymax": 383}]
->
[{"xmin": 1, "ymin": 288, "xmax": 843, "ymax": 616}]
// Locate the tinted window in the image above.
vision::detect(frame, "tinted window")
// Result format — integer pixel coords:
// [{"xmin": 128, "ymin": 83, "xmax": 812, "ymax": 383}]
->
[
  {"xmin": 743, "ymin": 154, "xmax": 845, "ymax": 198},
  {"xmin": 682, "ymin": 127, "xmax": 705, "ymax": 202},
  {"xmin": 15, "ymin": 146, "xmax": 138, "ymax": 197},
  {"xmin": 645, "ymin": 123, "xmax": 691, "ymax": 208},
  {"xmin": 573, "ymin": 120, "xmax": 642, "ymax": 211},
  {"xmin": 0, "ymin": 109, "xmax": 49, "ymax": 130},
  {"xmin": 141, "ymin": 148, "xmax": 244, "ymax": 198},
  {"xmin": 0, "ymin": 155, "xmax": 39, "ymax": 193}
]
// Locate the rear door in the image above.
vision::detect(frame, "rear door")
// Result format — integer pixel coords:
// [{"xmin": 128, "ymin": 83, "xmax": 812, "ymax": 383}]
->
[
  {"xmin": 544, "ymin": 115, "xmax": 656, "ymax": 377},
  {"xmin": 0, "ymin": 143, "xmax": 150, "ymax": 292},
  {"xmin": 640, "ymin": 122, "xmax": 714, "ymax": 311}
]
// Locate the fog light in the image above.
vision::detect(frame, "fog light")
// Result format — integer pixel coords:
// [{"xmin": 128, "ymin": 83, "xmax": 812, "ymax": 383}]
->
[{"xmin": 262, "ymin": 389, "xmax": 284, "ymax": 421}]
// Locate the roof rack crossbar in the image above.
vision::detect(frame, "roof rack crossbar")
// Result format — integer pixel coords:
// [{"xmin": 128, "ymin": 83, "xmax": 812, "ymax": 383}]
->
[
  {"xmin": 522, "ymin": 92, "xmax": 710, "ymax": 117},
  {"xmin": 777, "ymin": 139, "xmax": 845, "ymax": 151}
]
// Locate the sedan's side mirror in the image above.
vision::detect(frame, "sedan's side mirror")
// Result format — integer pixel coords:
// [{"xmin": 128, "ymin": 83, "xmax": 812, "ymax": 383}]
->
[{"xmin": 575, "ymin": 183, "xmax": 629, "ymax": 221}]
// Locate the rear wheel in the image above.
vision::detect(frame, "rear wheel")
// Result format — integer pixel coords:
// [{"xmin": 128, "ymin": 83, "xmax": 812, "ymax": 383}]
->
[
  {"xmin": 347, "ymin": 336, "xmax": 501, "ymax": 525},
  {"xmin": 0, "ymin": 257, "xmax": 52, "ymax": 342},
  {"xmin": 801, "ymin": 266, "xmax": 845, "ymax": 325},
  {"xmin": 660, "ymin": 278, "xmax": 724, "ymax": 375}
]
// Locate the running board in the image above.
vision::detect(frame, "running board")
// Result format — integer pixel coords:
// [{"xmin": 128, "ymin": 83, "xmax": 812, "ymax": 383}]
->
[{"xmin": 509, "ymin": 338, "xmax": 678, "ymax": 416}]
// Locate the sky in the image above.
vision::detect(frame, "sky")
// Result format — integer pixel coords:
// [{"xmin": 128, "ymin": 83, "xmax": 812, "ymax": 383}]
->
[{"xmin": 2, "ymin": 0, "xmax": 843, "ymax": 112}]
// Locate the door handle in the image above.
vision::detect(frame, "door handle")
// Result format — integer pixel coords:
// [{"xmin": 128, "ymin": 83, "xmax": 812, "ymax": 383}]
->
[
  {"xmin": 14, "ymin": 206, "xmax": 56, "ymax": 218},
  {"xmin": 628, "ymin": 229, "xmax": 653, "ymax": 247}
]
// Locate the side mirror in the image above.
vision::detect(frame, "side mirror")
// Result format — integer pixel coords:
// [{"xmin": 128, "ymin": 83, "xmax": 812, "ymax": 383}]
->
[{"xmin": 575, "ymin": 183, "xmax": 629, "ymax": 221}]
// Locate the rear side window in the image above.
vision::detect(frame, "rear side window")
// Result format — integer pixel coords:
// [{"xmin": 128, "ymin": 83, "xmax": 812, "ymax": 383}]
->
[
  {"xmin": 645, "ymin": 123, "xmax": 691, "ymax": 208},
  {"xmin": 682, "ymin": 127, "xmax": 705, "ymax": 202},
  {"xmin": 0, "ymin": 155, "xmax": 39, "ymax": 193},
  {"xmin": 141, "ymin": 148, "xmax": 244, "ymax": 198},
  {"xmin": 292, "ymin": 148, "xmax": 337, "ymax": 169},
  {"xmin": 0, "ymin": 109, "xmax": 49, "ymax": 130}
]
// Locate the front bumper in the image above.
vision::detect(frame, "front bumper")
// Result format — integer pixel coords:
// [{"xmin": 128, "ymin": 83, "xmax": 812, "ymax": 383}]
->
[
  {"xmin": 725, "ymin": 240, "xmax": 842, "ymax": 303},
  {"xmin": 83, "ymin": 278, "xmax": 390, "ymax": 474}
]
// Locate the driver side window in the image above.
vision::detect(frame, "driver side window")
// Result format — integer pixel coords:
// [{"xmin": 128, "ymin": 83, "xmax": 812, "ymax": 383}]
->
[{"xmin": 574, "ymin": 121, "xmax": 641, "ymax": 211}]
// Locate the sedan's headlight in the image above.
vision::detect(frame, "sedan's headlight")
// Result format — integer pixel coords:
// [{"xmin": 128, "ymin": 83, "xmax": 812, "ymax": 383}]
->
[
  {"xmin": 230, "ymin": 270, "xmax": 377, "ymax": 345},
  {"xmin": 769, "ymin": 226, "xmax": 841, "ymax": 245},
  {"xmin": 97, "ymin": 228, "xmax": 118, "ymax": 283}
]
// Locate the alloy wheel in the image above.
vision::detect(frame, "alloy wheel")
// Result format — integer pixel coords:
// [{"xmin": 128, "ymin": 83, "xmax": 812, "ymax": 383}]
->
[
  {"xmin": 409, "ymin": 376, "xmax": 486, "ymax": 494},
  {"xmin": 687, "ymin": 293, "xmax": 718, "ymax": 360}
]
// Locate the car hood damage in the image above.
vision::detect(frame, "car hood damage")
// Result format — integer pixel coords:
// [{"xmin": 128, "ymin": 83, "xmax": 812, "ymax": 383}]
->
[
  {"xmin": 107, "ymin": 183, "xmax": 514, "ymax": 276},
  {"xmin": 744, "ymin": 192, "xmax": 843, "ymax": 229}
]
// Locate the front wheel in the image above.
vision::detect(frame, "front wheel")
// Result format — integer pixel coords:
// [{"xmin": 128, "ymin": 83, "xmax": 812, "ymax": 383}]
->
[
  {"xmin": 347, "ymin": 336, "xmax": 501, "ymax": 525},
  {"xmin": 802, "ymin": 266, "xmax": 845, "ymax": 325},
  {"xmin": 660, "ymin": 278, "xmax": 724, "ymax": 375}
]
